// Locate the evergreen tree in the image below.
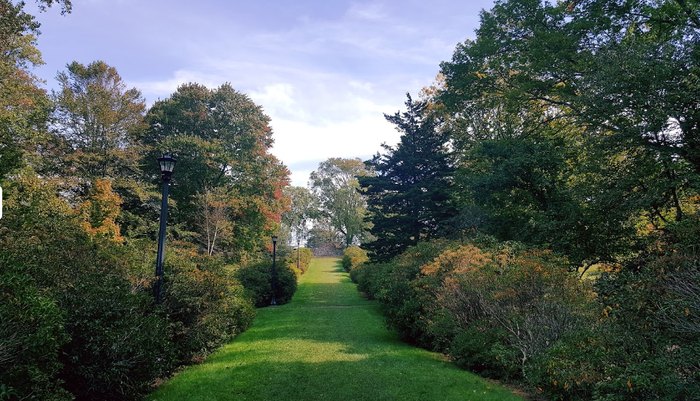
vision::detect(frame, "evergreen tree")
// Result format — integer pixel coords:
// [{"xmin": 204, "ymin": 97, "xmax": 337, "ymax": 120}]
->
[{"xmin": 359, "ymin": 94, "xmax": 457, "ymax": 261}]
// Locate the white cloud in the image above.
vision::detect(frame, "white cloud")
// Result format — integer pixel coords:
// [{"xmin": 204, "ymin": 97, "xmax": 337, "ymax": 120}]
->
[{"xmin": 62, "ymin": 1, "xmax": 490, "ymax": 188}]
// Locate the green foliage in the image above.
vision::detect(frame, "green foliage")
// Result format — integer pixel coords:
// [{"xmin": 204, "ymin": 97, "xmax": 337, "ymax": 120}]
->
[
  {"xmin": 449, "ymin": 324, "xmax": 519, "ymax": 380},
  {"xmin": 144, "ymin": 83, "xmax": 289, "ymax": 261},
  {"xmin": 341, "ymin": 245, "xmax": 368, "ymax": 272},
  {"xmin": 352, "ymin": 240, "xmax": 454, "ymax": 347},
  {"xmin": 57, "ymin": 263, "xmax": 174, "ymax": 401},
  {"xmin": 0, "ymin": 172, "xmax": 174, "ymax": 401},
  {"xmin": 588, "ymin": 253, "xmax": 700, "ymax": 401},
  {"xmin": 0, "ymin": 271, "xmax": 71, "ymax": 401},
  {"xmin": 282, "ymin": 186, "xmax": 317, "ymax": 245},
  {"xmin": 286, "ymin": 247, "xmax": 313, "ymax": 276},
  {"xmin": 164, "ymin": 248, "xmax": 255, "ymax": 364},
  {"xmin": 52, "ymin": 60, "xmax": 146, "ymax": 192},
  {"xmin": 235, "ymin": 260, "xmax": 298, "ymax": 307},
  {"xmin": 359, "ymin": 94, "xmax": 457, "ymax": 261},
  {"xmin": 310, "ymin": 158, "xmax": 372, "ymax": 247},
  {"xmin": 353, "ymin": 238, "xmax": 598, "ymax": 393}
]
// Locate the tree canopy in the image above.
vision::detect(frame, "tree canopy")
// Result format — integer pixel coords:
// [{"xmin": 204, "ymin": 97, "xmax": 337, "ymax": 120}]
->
[{"xmin": 359, "ymin": 94, "xmax": 457, "ymax": 261}]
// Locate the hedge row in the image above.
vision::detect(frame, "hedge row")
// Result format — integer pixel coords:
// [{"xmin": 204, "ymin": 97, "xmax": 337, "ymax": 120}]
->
[
  {"xmin": 0, "ymin": 174, "xmax": 298, "ymax": 401},
  {"xmin": 350, "ymin": 238, "xmax": 699, "ymax": 401}
]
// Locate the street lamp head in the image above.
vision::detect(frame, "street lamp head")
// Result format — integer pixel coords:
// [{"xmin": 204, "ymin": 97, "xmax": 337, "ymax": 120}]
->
[
  {"xmin": 158, "ymin": 154, "xmax": 177, "ymax": 181},
  {"xmin": 272, "ymin": 235, "xmax": 278, "ymax": 244}
]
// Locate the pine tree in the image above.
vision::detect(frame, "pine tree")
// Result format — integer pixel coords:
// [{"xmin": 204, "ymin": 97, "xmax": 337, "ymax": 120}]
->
[{"xmin": 359, "ymin": 94, "xmax": 457, "ymax": 261}]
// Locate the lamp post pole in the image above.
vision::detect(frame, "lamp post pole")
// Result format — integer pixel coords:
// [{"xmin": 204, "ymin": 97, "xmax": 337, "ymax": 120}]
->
[
  {"xmin": 271, "ymin": 235, "xmax": 278, "ymax": 306},
  {"xmin": 154, "ymin": 154, "xmax": 176, "ymax": 304},
  {"xmin": 296, "ymin": 238, "xmax": 300, "ymax": 271}
]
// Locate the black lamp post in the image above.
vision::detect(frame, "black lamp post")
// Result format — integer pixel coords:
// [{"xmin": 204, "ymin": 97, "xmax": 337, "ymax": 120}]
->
[
  {"xmin": 271, "ymin": 235, "xmax": 278, "ymax": 306},
  {"xmin": 154, "ymin": 154, "xmax": 176, "ymax": 304},
  {"xmin": 296, "ymin": 238, "xmax": 301, "ymax": 271}
]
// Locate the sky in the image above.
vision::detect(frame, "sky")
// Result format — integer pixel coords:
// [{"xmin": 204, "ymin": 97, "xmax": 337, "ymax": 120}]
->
[{"xmin": 30, "ymin": 0, "xmax": 494, "ymax": 186}]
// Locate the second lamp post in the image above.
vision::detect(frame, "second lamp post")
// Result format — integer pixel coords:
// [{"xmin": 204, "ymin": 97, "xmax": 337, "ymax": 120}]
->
[{"xmin": 270, "ymin": 235, "xmax": 278, "ymax": 306}]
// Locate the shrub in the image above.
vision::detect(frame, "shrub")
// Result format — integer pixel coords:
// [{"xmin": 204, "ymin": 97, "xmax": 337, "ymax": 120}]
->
[
  {"xmin": 0, "ymin": 271, "xmax": 71, "ymax": 401},
  {"xmin": 287, "ymin": 247, "xmax": 313, "ymax": 276},
  {"xmin": 353, "ymin": 236, "xmax": 602, "ymax": 395},
  {"xmin": 449, "ymin": 323, "xmax": 520, "ymax": 380},
  {"xmin": 236, "ymin": 260, "xmax": 297, "ymax": 307},
  {"xmin": 57, "ymin": 267, "xmax": 174, "ymax": 401},
  {"xmin": 0, "ymin": 172, "xmax": 175, "ymax": 401},
  {"xmin": 376, "ymin": 240, "xmax": 455, "ymax": 347},
  {"xmin": 342, "ymin": 246, "xmax": 368, "ymax": 272},
  {"xmin": 164, "ymin": 247, "xmax": 255, "ymax": 364},
  {"xmin": 586, "ymin": 253, "xmax": 700, "ymax": 401}
]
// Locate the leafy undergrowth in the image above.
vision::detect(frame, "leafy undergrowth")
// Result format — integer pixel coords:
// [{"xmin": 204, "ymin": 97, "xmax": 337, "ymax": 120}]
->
[{"xmin": 146, "ymin": 257, "xmax": 524, "ymax": 401}]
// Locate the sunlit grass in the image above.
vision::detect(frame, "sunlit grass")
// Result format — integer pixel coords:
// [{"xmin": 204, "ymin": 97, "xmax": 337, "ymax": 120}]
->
[{"xmin": 146, "ymin": 257, "xmax": 524, "ymax": 401}]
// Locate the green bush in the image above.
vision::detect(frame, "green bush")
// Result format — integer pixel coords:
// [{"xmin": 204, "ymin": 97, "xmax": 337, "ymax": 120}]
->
[
  {"xmin": 449, "ymin": 323, "xmax": 519, "ymax": 380},
  {"xmin": 287, "ymin": 247, "xmax": 313, "ymax": 275},
  {"xmin": 160, "ymin": 247, "xmax": 254, "ymax": 364},
  {"xmin": 57, "ymin": 266, "xmax": 174, "ymax": 401},
  {"xmin": 236, "ymin": 260, "xmax": 297, "ymax": 307},
  {"xmin": 0, "ymin": 271, "xmax": 71, "ymax": 401},
  {"xmin": 342, "ymin": 246, "xmax": 368, "ymax": 272},
  {"xmin": 585, "ymin": 253, "xmax": 700, "ymax": 401},
  {"xmin": 0, "ymin": 173, "xmax": 176, "ymax": 401},
  {"xmin": 353, "ymin": 236, "xmax": 609, "ymax": 397},
  {"xmin": 527, "ymin": 327, "xmax": 606, "ymax": 401}
]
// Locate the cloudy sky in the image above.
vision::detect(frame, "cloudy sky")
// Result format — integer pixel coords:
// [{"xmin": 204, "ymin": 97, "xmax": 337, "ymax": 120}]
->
[{"xmin": 31, "ymin": 0, "xmax": 494, "ymax": 186}]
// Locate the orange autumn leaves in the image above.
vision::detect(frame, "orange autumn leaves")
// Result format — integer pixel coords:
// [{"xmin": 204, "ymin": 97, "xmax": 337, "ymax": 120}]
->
[{"xmin": 79, "ymin": 179, "xmax": 124, "ymax": 243}]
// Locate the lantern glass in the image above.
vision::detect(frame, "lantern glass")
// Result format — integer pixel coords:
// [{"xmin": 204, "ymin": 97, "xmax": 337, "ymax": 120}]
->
[{"xmin": 158, "ymin": 154, "xmax": 176, "ymax": 173}]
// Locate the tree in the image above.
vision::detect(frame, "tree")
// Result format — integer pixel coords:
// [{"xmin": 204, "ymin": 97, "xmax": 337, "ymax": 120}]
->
[
  {"xmin": 144, "ymin": 83, "xmax": 289, "ymax": 260},
  {"xmin": 281, "ymin": 186, "xmax": 317, "ymax": 246},
  {"xmin": 195, "ymin": 187, "xmax": 232, "ymax": 256},
  {"xmin": 78, "ymin": 178, "xmax": 124, "ymax": 243},
  {"xmin": 359, "ymin": 94, "xmax": 457, "ymax": 261},
  {"xmin": 0, "ymin": 0, "xmax": 70, "ymax": 180},
  {"xmin": 309, "ymin": 158, "xmax": 371, "ymax": 247},
  {"xmin": 436, "ymin": 0, "xmax": 699, "ymax": 268},
  {"xmin": 52, "ymin": 60, "xmax": 147, "ymax": 192}
]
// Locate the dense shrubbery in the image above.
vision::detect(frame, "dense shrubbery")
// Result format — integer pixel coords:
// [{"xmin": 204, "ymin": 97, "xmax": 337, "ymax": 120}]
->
[
  {"xmin": 163, "ymin": 246, "xmax": 256, "ymax": 364},
  {"xmin": 342, "ymin": 246, "xmax": 368, "ymax": 272},
  {"xmin": 236, "ymin": 259, "xmax": 298, "ymax": 307},
  {"xmin": 0, "ymin": 173, "xmax": 260, "ymax": 401},
  {"xmin": 0, "ymin": 271, "xmax": 70, "ymax": 401},
  {"xmin": 354, "ymin": 236, "xmax": 700, "ymax": 400},
  {"xmin": 287, "ymin": 247, "xmax": 314, "ymax": 276}
]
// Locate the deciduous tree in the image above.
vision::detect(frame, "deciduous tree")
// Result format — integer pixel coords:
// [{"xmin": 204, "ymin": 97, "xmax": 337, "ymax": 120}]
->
[{"xmin": 310, "ymin": 157, "xmax": 371, "ymax": 247}]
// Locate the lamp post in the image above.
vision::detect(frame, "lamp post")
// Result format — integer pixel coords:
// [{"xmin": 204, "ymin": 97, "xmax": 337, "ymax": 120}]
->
[
  {"xmin": 154, "ymin": 154, "xmax": 176, "ymax": 304},
  {"xmin": 296, "ymin": 238, "xmax": 301, "ymax": 272},
  {"xmin": 271, "ymin": 235, "xmax": 278, "ymax": 306}
]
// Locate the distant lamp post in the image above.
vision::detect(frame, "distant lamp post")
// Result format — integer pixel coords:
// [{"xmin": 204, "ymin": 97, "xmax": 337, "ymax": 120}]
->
[
  {"xmin": 296, "ymin": 238, "xmax": 301, "ymax": 271},
  {"xmin": 271, "ymin": 235, "xmax": 278, "ymax": 306},
  {"xmin": 154, "ymin": 153, "xmax": 176, "ymax": 304}
]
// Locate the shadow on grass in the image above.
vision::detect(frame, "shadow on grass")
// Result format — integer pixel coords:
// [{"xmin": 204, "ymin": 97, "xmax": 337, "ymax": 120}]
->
[
  {"xmin": 146, "ymin": 259, "xmax": 525, "ymax": 401},
  {"xmin": 151, "ymin": 353, "xmax": 522, "ymax": 401}
]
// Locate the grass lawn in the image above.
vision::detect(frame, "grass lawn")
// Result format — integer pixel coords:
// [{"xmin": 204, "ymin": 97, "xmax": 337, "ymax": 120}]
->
[{"xmin": 146, "ymin": 257, "xmax": 525, "ymax": 401}]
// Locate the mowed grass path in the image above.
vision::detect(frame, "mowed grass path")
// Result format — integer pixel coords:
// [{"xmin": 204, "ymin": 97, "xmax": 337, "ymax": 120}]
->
[{"xmin": 147, "ymin": 258, "xmax": 525, "ymax": 401}]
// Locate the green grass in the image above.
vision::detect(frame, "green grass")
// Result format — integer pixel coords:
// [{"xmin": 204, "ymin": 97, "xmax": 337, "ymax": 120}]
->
[{"xmin": 147, "ymin": 257, "xmax": 525, "ymax": 401}]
